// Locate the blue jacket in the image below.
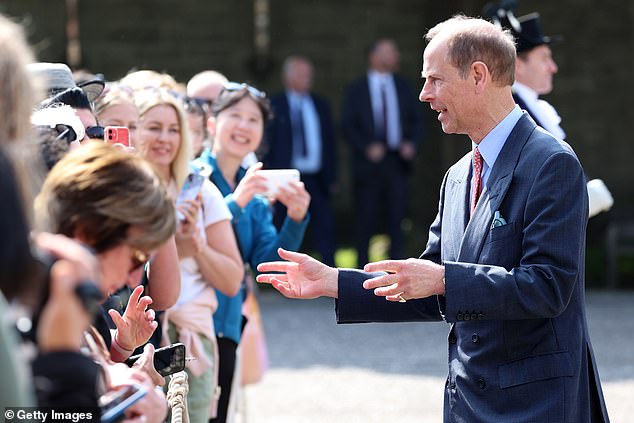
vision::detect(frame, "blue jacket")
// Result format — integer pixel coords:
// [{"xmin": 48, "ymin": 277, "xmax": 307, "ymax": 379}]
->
[
  {"xmin": 196, "ymin": 150, "xmax": 309, "ymax": 343},
  {"xmin": 336, "ymin": 114, "xmax": 610, "ymax": 422}
]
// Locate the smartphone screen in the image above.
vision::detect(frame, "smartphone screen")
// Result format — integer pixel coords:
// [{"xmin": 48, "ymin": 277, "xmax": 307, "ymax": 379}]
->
[
  {"xmin": 125, "ymin": 343, "xmax": 186, "ymax": 377},
  {"xmin": 176, "ymin": 173, "xmax": 205, "ymax": 221},
  {"xmin": 154, "ymin": 343, "xmax": 186, "ymax": 376},
  {"xmin": 100, "ymin": 384, "xmax": 147, "ymax": 423}
]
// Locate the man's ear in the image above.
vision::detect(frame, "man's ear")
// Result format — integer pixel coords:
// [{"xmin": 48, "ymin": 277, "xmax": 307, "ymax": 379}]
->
[{"xmin": 471, "ymin": 61, "xmax": 489, "ymax": 93}]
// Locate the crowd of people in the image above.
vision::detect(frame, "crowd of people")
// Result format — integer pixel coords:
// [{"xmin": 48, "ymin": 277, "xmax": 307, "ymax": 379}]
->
[
  {"xmin": 0, "ymin": 1, "xmax": 614, "ymax": 422},
  {"xmin": 0, "ymin": 8, "xmax": 310, "ymax": 423}
]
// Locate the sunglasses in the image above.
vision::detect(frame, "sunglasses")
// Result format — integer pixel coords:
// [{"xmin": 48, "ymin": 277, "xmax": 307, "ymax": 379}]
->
[
  {"xmin": 85, "ymin": 125, "xmax": 105, "ymax": 140},
  {"xmin": 222, "ymin": 82, "xmax": 266, "ymax": 98},
  {"xmin": 182, "ymin": 96, "xmax": 213, "ymax": 117}
]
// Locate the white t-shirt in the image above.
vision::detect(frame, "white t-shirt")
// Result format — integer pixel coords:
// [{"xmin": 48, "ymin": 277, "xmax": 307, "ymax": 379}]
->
[{"xmin": 175, "ymin": 178, "xmax": 232, "ymax": 307}]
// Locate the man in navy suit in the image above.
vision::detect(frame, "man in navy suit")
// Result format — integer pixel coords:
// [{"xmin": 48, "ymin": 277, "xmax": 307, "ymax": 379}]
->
[
  {"xmin": 257, "ymin": 15, "xmax": 610, "ymax": 423},
  {"xmin": 264, "ymin": 56, "xmax": 337, "ymax": 265},
  {"xmin": 342, "ymin": 39, "xmax": 424, "ymax": 266}
]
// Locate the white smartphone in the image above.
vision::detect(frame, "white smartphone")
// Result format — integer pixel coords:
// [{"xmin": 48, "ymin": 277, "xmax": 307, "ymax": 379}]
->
[
  {"xmin": 258, "ymin": 169, "xmax": 300, "ymax": 197},
  {"xmin": 176, "ymin": 172, "xmax": 205, "ymax": 221}
]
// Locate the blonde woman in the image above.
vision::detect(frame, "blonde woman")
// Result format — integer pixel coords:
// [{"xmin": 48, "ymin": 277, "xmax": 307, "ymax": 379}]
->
[
  {"xmin": 93, "ymin": 83, "xmax": 140, "ymax": 148},
  {"xmin": 135, "ymin": 86, "xmax": 243, "ymax": 423}
]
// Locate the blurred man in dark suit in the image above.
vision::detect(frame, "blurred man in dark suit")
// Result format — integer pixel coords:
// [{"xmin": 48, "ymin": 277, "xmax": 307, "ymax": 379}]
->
[
  {"xmin": 264, "ymin": 56, "xmax": 337, "ymax": 266},
  {"xmin": 342, "ymin": 39, "xmax": 423, "ymax": 266}
]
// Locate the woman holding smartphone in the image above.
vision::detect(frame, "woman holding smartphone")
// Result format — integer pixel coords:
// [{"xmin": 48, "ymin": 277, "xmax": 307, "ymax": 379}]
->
[
  {"xmin": 93, "ymin": 83, "xmax": 139, "ymax": 148},
  {"xmin": 93, "ymin": 82, "xmax": 182, "ymax": 355},
  {"xmin": 196, "ymin": 82, "xmax": 310, "ymax": 422},
  {"xmin": 134, "ymin": 86, "xmax": 243, "ymax": 423}
]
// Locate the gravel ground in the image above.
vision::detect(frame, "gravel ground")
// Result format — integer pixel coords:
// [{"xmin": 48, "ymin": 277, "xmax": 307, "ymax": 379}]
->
[{"xmin": 242, "ymin": 289, "xmax": 634, "ymax": 422}]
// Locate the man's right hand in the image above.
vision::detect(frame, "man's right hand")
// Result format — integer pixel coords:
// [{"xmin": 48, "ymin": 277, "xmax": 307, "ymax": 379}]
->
[
  {"xmin": 256, "ymin": 248, "xmax": 339, "ymax": 299},
  {"xmin": 366, "ymin": 142, "xmax": 386, "ymax": 163}
]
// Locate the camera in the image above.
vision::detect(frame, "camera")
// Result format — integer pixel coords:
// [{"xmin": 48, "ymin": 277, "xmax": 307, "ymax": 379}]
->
[{"xmin": 24, "ymin": 250, "xmax": 103, "ymax": 342}]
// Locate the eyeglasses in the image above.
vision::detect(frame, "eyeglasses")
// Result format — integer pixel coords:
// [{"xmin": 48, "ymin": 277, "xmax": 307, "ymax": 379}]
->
[
  {"xmin": 129, "ymin": 248, "xmax": 149, "ymax": 273},
  {"xmin": 183, "ymin": 96, "xmax": 213, "ymax": 114},
  {"xmin": 54, "ymin": 124, "xmax": 78, "ymax": 143},
  {"xmin": 85, "ymin": 125, "xmax": 105, "ymax": 140},
  {"xmin": 222, "ymin": 82, "xmax": 266, "ymax": 99}
]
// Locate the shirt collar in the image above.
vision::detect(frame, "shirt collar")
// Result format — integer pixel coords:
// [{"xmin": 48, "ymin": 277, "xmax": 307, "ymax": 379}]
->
[
  {"xmin": 368, "ymin": 70, "xmax": 391, "ymax": 82},
  {"xmin": 199, "ymin": 149, "xmax": 247, "ymax": 196},
  {"xmin": 473, "ymin": 105, "xmax": 523, "ymax": 169}
]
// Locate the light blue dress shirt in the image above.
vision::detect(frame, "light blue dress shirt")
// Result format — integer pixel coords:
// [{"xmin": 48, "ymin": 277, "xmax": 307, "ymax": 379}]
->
[{"xmin": 470, "ymin": 105, "xmax": 523, "ymax": 208}]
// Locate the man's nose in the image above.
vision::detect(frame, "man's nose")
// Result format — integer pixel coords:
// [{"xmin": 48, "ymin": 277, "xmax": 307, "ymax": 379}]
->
[
  {"xmin": 550, "ymin": 58, "xmax": 558, "ymax": 74},
  {"xmin": 419, "ymin": 85, "xmax": 431, "ymax": 103}
]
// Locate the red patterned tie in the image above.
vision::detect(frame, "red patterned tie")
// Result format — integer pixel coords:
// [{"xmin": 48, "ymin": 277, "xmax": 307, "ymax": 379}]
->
[{"xmin": 471, "ymin": 147, "xmax": 483, "ymax": 216}]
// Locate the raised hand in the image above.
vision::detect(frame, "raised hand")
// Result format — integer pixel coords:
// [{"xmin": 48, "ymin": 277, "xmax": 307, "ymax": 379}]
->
[
  {"xmin": 175, "ymin": 196, "xmax": 203, "ymax": 258},
  {"xmin": 275, "ymin": 181, "xmax": 311, "ymax": 223},
  {"xmin": 256, "ymin": 248, "xmax": 338, "ymax": 299},
  {"xmin": 233, "ymin": 162, "xmax": 269, "ymax": 208},
  {"xmin": 109, "ymin": 285, "xmax": 157, "ymax": 358}
]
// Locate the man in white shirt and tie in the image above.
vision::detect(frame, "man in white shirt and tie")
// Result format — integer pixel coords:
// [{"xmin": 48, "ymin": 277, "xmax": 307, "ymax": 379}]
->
[
  {"xmin": 494, "ymin": 10, "xmax": 566, "ymax": 140},
  {"xmin": 491, "ymin": 6, "xmax": 613, "ymax": 218}
]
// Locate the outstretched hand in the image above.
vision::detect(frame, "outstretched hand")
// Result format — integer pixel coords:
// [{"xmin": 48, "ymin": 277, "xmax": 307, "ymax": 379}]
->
[
  {"xmin": 256, "ymin": 248, "xmax": 339, "ymax": 299},
  {"xmin": 109, "ymin": 285, "xmax": 157, "ymax": 355}
]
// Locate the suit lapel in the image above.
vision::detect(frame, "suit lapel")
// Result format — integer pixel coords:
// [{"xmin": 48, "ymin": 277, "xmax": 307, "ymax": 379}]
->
[
  {"xmin": 457, "ymin": 114, "xmax": 536, "ymax": 263},
  {"xmin": 443, "ymin": 155, "xmax": 471, "ymax": 260}
]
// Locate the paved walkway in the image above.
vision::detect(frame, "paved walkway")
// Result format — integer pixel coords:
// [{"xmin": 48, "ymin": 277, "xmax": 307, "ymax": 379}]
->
[{"xmin": 243, "ymin": 289, "xmax": 634, "ymax": 422}]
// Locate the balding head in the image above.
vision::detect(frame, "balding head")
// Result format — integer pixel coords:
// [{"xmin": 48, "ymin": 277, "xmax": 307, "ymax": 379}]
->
[
  {"xmin": 186, "ymin": 70, "xmax": 229, "ymax": 102},
  {"xmin": 425, "ymin": 16, "xmax": 516, "ymax": 86}
]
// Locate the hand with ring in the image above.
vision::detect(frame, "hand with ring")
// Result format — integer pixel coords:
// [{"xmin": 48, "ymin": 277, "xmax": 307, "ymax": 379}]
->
[{"xmin": 362, "ymin": 258, "xmax": 446, "ymax": 302}]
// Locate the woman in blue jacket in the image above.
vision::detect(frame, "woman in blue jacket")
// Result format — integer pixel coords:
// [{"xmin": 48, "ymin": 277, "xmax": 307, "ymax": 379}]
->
[{"xmin": 196, "ymin": 82, "xmax": 310, "ymax": 422}]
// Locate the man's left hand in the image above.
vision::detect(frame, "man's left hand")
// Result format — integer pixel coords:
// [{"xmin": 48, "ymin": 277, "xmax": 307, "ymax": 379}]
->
[{"xmin": 363, "ymin": 258, "xmax": 445, "ymax": 301}]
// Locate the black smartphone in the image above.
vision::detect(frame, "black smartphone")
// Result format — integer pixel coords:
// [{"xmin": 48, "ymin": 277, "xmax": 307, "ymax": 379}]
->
[
  {"xmin": 100, "ymin": 383, "xmax": 148, "ymax": 423},
  {"xmin": 125, "ymin": 342, "xmax": 186, "ymax": 377}
]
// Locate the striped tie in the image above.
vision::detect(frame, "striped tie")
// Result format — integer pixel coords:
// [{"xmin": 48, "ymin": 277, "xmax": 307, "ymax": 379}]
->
[{"xmin": 471, "ymin": 147, "xmax": 483, "ymax": 216}]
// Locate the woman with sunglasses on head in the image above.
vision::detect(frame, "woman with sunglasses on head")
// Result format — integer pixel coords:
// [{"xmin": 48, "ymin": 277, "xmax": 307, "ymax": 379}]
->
[
  {"xmin": 196, "ymin": 82, "xmax": 310, "ymax": 423},
  {"xmin": 135, "ymin": 86, "xmax": 243, "ymax": 423}
]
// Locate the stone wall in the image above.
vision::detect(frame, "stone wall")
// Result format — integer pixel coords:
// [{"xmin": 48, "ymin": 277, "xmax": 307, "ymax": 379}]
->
[{"xmin": 2, "ymin": 0, "xmax": 632, "ymax": 258}]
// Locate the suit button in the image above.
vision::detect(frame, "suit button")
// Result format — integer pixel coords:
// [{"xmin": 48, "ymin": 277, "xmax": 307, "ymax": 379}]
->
[
  {"xmin": 464, "ymin": 313, "xmax": 470, "ymax": 321},
  {"xmin": 477, "ymin": 378, "xmax": 486, "ymax": 389},
  {"xmin": 456, "ymin": 313, "xmax": 463, "ymax": 320},
  {"xmin": 478, "ymin": 313, "xmax": 484, "ymax": 320},
  {"xmin": 471, "ymin": 334, "xmax": 480, "ymax": 343},
  {"xmin": 470, "ymin": 313, "xmax": 478, "ymax": 320},
  {"xmin": 449, "ymin": 333, "xmax": 457, "ymax": 344}
]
